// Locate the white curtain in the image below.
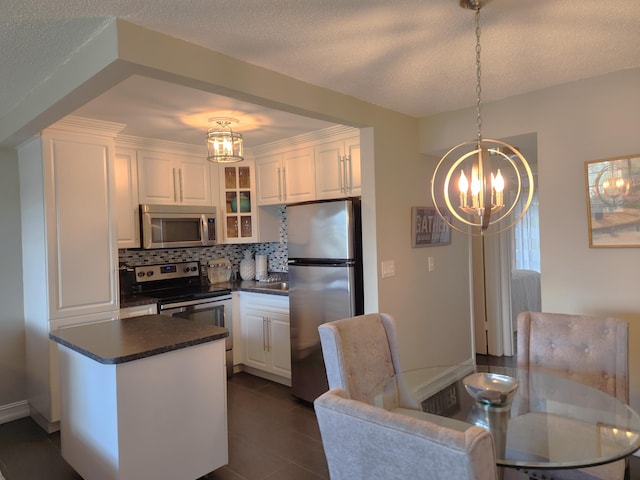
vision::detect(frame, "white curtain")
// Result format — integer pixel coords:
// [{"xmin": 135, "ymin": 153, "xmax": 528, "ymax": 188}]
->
[{"xmin": 512, "ymin": 191, "xmax": 540, "ymax": 272}]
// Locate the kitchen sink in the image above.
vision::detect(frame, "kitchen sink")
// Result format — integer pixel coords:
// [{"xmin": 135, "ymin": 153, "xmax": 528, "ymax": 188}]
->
[{"xmin": 257, "ymin": 281, "xmax": 289, "ymax": 291}]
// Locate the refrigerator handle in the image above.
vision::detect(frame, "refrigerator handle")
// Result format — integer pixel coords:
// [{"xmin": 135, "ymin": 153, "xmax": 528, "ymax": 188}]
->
[{"xmin": 288, "ymin": 259, "xmax": 355, "ymax": 267}]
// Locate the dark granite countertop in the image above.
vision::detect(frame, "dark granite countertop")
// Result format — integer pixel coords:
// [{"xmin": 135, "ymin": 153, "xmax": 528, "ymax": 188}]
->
[
  {"xmin": 119, "ymin": 294, "xmax": 158, "ymax": 308},
  {"xmin": 49, "ymin": 314, "xmax": 229, "ymax": 365},
  {"xmin": 120, "ymin": 281, "xmax": 288, "ymax": 309}
]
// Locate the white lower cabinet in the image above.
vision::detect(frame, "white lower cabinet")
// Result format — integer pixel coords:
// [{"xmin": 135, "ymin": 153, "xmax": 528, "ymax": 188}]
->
[{"xmin": 240, "ymin": 293, "xmax": 290, "ymax": 382}]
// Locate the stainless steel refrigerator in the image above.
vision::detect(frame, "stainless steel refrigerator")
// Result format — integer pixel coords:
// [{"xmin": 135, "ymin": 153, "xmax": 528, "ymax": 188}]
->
[{"xmin": 287, "ymin": 198, "xmax": 364, "ymax": 403}]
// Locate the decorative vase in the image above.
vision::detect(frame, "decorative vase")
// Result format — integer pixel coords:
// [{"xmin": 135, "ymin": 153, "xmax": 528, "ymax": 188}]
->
[
  {"xmin": 231, "ymin": 193, "xmax": 250, "ymax": 213},
  {"xmin": 239, "ymin": 193, "xmax": 251, "ymax": 213},
  {"xmin": 239, "ymin": 250, "xmax": 255, "ymax": 280}
]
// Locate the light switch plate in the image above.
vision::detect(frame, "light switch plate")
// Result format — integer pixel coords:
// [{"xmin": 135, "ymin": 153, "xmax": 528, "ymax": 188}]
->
[{"xmin": 381, "ymin": 260, "xmax": 395, "ymax": 278}]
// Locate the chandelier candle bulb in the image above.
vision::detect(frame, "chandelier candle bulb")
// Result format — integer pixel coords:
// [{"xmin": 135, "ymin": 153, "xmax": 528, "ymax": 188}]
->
[
  {"xmin": 458, "ymin": 171, "xmax": 469, "ymax": 207},
  {"xmin": 471, "ymin": 173, "xmax": 481, "ymax": 210},
  {"xmin": 494, "ymin": 169, "xmax": 504, "ymax": 207}
]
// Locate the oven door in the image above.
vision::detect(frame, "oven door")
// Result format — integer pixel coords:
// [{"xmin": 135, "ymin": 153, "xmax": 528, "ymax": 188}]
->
[{"xmin": 161, "ymin": 296, "xmax": 233, "ymax": 376}]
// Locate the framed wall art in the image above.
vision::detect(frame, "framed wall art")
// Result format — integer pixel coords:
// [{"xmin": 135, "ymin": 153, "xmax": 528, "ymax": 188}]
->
[
  {"xmin": 585, "ymin": 154, "xmax": 640, "ymax": 248},
  {"xmin": 411, "ymin": 206, "xmax": 451, "ymax": 247}
]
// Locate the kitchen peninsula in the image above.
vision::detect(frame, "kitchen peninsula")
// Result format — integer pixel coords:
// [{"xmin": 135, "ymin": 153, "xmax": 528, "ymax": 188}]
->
[{"xmin": 49, "ymin": 314, "xmax": 229, "ymax": 480}]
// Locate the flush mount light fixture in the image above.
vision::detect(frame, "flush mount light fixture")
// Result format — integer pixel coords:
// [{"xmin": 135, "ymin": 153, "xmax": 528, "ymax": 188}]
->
[
  {"xmin": 206, "ymin": 117, "xmax": 244, "ymax": 163},
  {"xmin": 431, "ymin": 0, "xmax": 534, "ymax": 236}
]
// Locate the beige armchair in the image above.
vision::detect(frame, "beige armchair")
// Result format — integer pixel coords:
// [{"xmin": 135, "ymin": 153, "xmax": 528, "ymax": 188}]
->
[
  {"xmin": 516, "ymin": 311, "xmax": 629, "ymax": 480},
  {"xmin": 315, "ymin": 387, "xmax": 500, "ymax": 480}
]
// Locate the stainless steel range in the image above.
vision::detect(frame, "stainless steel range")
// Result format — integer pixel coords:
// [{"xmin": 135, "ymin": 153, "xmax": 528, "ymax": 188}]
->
[{"xmin": 129, "ymin": 261, "xmax": 234, "ymax": 377}]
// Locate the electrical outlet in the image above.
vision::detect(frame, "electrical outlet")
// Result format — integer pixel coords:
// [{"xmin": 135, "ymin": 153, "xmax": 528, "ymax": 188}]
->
[{"xmin": 381, "ymin": 260, "xmax": 395, "ymax": 278}]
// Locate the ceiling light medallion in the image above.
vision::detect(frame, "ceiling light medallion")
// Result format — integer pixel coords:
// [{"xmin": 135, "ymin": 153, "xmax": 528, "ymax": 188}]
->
[
  {"xmin": 206, "ymin": 117, "xmax": 244, "ymax": 163},
  {"xmin": 431, "ymin": 1, "xmax": 534, "ymax": 236}
]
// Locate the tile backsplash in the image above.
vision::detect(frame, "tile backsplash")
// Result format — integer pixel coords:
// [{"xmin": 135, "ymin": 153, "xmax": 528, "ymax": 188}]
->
[{"xmin": 119, "ymin": 206, "xmax": 288, "ymax": 275}]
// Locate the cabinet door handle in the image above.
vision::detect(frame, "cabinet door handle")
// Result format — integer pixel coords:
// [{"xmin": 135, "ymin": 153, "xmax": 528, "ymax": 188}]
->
[
  {"xmin": 339, "ymin": 155, "xmax": 345, "ymax": 194},
  {"xmin": 134, "ymin": 206, "xmax": 140, "ymax": 244},
  {"xmin": 178, "ymin": 168, "xmax": 184, "ymax": 202},
  {"xmin": 173, "ymin": 168, "xmax": 178, "ymax": 202},
  {"xmin": 263, "ymin": 317, "xmax": 268, "ymax": 351},
  {"xmin": 277, "ymin": 167, "xmax": 282, "ymax": 202},
  {"xmin": 267, "ymin": 318, "xmax": 272, "ymax": 352},
  {"xmin": 346, "ymin": 155, "xmax": 353, "ymax": 193},
  {"xmin": 282, "ymin": 167, "xmax": 287, "ymax": 202}
]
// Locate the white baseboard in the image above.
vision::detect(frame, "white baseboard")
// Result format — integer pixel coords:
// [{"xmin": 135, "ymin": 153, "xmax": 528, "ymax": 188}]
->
[
  {"xmin": 0, "ymin": 400, "xmax": 30, "ymax": 424},
  {"xmin": 237, "ymin": 365, "xmax": 291, "ymax": 387}
]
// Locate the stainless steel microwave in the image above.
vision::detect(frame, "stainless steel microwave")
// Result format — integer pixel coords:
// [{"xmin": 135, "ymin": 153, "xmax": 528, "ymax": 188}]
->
[{"xmin": 140, "ymin": 204, "xmax": 217, "ymax": 249}]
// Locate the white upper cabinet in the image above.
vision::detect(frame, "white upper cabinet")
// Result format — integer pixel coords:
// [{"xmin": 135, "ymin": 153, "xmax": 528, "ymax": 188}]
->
[
  {"xmin": 315, "ymin": 135, "xmax": 361, "ymax": 199},
  {"xmin": 216, "ymin": 161, "xmax": 279, "ymax": 244},
  {"xmin": 251, "ymin": 126, "xmax": 360, "ymax": 205},
  {"xmin": 19, "ymin": 120, "xmax": 122, "ymax": 320},
  {"xmin": 137, "ymin": 149, "xmax": 211, "ymax": 206},
  {"xmin": 114, "ymin": 147, "xmax": 140, "ymax": 248},
  {"xmin": 255, "ymin": 147, "xmax": 316, "ymax": 205},
  {"xmin": 219, "ymin": 162, "xmax": 258, "ymax": 243}
]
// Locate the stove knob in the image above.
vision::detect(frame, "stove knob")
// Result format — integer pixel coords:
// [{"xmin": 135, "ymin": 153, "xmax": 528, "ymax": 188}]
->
[
  {"xmin": 137, "ymin": 271, "xmax": 145, "ymax": 277},
  {"xmin": 184, "ymin": 267, "xmax": 190, "ymax": 273},
  {"xmin": 191, "ymin": 266, "xmax": 198, "ymax": 272},
  {"xmin": 146, "ymin": 271, "xmax": 154, "ymax": 277}
]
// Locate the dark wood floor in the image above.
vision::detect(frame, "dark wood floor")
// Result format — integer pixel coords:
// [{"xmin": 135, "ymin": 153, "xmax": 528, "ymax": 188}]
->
[
  {"xmin": 1, "ymin": 363, "xmax": 639, "ymax": 479},
  {"xmin": 0, "ymin": 373, "xmax": 328, "ymax": 480}
]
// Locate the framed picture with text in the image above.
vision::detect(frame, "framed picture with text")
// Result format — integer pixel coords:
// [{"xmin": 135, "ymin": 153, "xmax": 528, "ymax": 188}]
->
[{"xmin": 411, "ymin": 206, "xmax": 451, "ymax": 247}]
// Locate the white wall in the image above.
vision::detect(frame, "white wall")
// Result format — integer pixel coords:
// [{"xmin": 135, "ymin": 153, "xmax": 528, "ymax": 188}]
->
[
  {"xmin": 420, "ymin": 66, "xmax": 640, "ymax": 411},
  {"xmin": 369, "ymin": 122, "xmax": 473, "ymax": 370},
  {"xmin": 0, "ymin": 147, "xmax": 26, "ymax": 407}
]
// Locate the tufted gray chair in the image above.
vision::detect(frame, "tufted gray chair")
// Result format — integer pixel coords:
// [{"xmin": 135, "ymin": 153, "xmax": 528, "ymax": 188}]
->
[
  {"xmin": 516, "ymin": 311, "xmax": 629, "ymax": 480},
  {"xmin": 315, "ymin": 387, "xmax": 501, "ymax": 480},
  {"xmin": 318, "ymin": 312, "xmax": 419, "ymax": 408}
]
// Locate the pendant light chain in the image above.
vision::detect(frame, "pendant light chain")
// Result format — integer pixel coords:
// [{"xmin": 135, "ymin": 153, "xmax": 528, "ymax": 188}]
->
[{"xmin": 475, "ymin": 5, "xmax": 482, "ymax": 144}]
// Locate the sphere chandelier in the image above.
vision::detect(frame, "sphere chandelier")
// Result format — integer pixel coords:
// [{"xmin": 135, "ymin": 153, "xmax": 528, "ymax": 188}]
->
[{"xmin": 431, "ymin": 1, "xmax": 534, "ymax": 236}]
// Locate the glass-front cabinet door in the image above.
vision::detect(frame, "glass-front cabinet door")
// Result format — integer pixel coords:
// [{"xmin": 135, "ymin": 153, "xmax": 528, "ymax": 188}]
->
[{"xmin": 220, "ymin": 162, "xmax": 257, "ymax": 243}]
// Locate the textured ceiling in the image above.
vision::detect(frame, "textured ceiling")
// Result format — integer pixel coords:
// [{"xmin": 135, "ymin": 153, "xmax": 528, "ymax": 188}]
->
[{"xmin": 2, "ymin": 0, "xmax": 640, "ymax": 146}]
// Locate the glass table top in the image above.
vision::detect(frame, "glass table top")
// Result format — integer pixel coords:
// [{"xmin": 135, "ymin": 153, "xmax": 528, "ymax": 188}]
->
[{"xmin": 368, "ymin": 364, "xmax": 640, "ymax": 470}]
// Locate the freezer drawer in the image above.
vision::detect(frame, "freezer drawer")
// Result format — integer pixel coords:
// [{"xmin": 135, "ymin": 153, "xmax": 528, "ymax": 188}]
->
[{"xmin": 289, "ymin": 263, "xmax": 356, "ymax": 402}]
